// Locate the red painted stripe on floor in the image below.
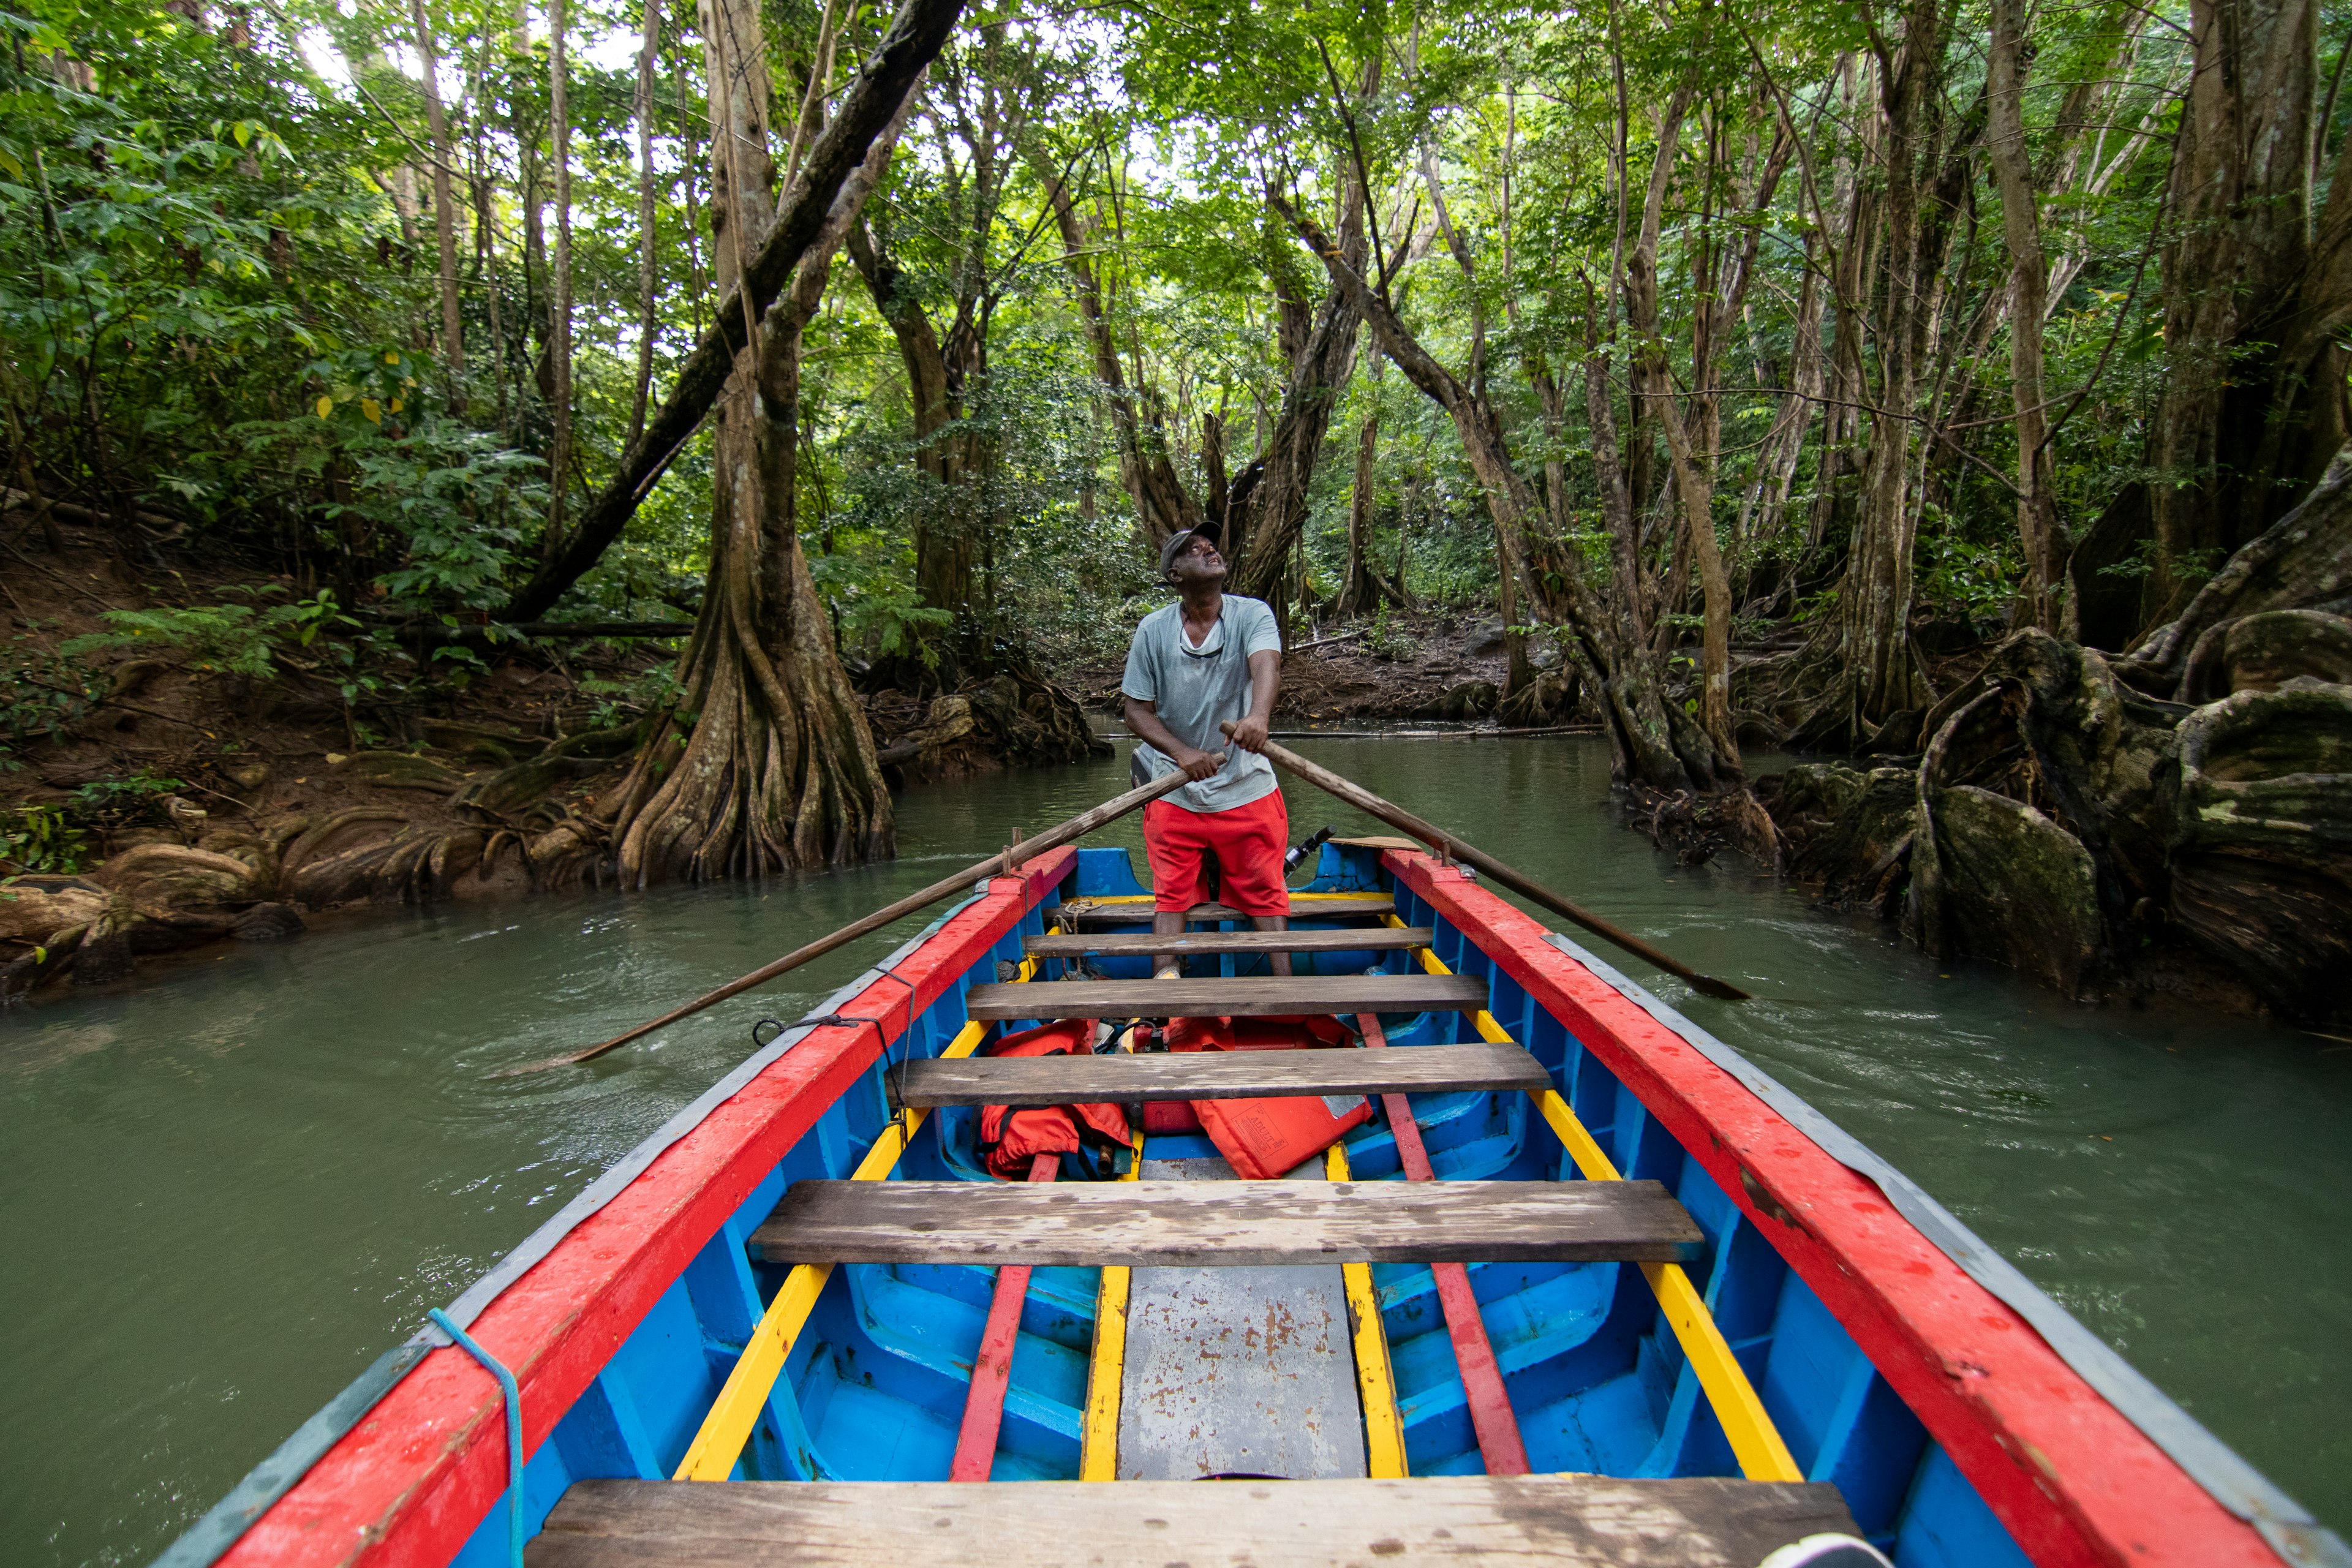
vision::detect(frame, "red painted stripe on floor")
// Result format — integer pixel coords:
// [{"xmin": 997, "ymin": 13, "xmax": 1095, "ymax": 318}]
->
[
  {"xmin": 1358, "ymin": 1013, "xmax": 1530, "ymax": 1477},
  {"xmin": 949, "ymin": 1152, "xmax": 1060, "ymax": 1481}
]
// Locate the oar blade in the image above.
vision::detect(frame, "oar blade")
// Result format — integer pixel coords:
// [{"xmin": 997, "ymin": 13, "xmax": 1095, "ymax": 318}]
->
[
  {"xmin": 487, "ymin": 1046, "xmax": 607, "ymax": 1079},
  {"xmin": 1687, "ymin": 973, "xmax": 1754, "ymax": 1002}
]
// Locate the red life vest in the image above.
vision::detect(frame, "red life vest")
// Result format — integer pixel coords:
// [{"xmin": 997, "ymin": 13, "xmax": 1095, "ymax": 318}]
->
[
  {"xmin": 977, "ymin": 1022, "xmax": 1132, "ymax": 1180},
  {"xmin": 1144, "ymin": 1014, "xmax": 1372, "ymax": 1178}
]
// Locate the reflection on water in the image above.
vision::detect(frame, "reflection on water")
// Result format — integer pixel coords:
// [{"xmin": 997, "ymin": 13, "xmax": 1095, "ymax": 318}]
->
[{"xmin": 2, "ymin": 736, "xmax": 2345, "ymax": 1563}]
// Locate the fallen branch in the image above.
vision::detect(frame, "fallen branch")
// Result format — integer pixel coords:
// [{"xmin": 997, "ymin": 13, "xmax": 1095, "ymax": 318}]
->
[
  {"xmin": 1291, "ymin": 629, "xmax": 1368, "ymax": 653},
  {"xmin": 398, "ymin": 619, "xmax": 695, "ymax": 648}
]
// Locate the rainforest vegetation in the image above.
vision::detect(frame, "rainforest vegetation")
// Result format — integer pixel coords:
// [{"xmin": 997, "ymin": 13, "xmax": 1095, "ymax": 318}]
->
[{"xmin": 2, "ymin": 0, "xmax": 2348, "ymax": 1020}]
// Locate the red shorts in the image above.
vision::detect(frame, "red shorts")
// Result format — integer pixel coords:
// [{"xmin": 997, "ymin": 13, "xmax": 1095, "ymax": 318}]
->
[{"xmin": 1143, "ymin": 791, "xmax": 1291, "ymax": 916}]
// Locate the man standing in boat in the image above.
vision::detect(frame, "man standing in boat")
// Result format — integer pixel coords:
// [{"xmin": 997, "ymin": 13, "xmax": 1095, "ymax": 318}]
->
[{"xmin": 1120, "ymin": 521, "xmax": 1294, "ymax": 979}]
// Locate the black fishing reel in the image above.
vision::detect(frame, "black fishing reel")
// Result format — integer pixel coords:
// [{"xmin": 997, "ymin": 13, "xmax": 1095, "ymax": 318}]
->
[{"xmin": 1285, "ymin": 824, "xmax": 1336, "ymax": 872}]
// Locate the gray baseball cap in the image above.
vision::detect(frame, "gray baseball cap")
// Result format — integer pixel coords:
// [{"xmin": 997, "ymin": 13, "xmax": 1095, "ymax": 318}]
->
[{"xmin": 1156, "ymin": 519, "xmax": 1223, "ymax": 578}]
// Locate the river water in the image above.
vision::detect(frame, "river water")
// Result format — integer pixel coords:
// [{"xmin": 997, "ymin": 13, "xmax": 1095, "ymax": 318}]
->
[{"xmin": 2, "ymin": 736, "xmax": 2346, "ymax": 1564}]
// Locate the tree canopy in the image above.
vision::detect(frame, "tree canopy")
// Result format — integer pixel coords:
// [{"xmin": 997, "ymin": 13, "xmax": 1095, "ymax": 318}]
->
[{"xmin": 4, "ymin": 0, "xmax": 2343, "ymax": 801}]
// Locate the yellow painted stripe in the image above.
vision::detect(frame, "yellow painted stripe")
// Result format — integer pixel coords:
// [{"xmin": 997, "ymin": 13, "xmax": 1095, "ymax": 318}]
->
[
  {"xmin": 1327, "ymin": 1142, "xmax": 1410, "ymax": 1479},
  {"xmin": 1637, "ymin": 1258, "xmax": 1801, "ymax": 1479},
  {"xmin": 1398, "ymin": 926, "xmax": 1803, "ymax": 1484},
  {"xmin": 1079, "ymin": 1130, "xmax": 1145, "ymax": 1480},
  {"xmin": 674, "ymin": 973, "xmax": 1020, "ymax": 1483}
]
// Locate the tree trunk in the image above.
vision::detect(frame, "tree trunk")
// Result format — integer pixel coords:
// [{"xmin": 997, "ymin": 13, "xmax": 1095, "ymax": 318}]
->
[
  {"xmin": 1809, "ymin": 56, "xmax": 1873, "ymax": 566},
  {"xmin": 1031, "ymin": 157, "xmax": 1207, "ymax": 551},
  {"xmin": 491, "ymin": 0, "xmax": 964, "ymax": 624},
  {"xmin": 409, "ymin": 0, "xmax": 463, "ymax": 405},
  {"xmin": 1283, "ymin": 195, "xmax": 1711, "ymax": 791},
  {"xmin": 1224, "ymin": 175, "xmax": 1367, "ymax": 631},
  {"xmin": 845, "ymin": 217, "xmax": 984, "ymax": 649},
  {"xmin": 1417, "ymin": 147, "xmax": 1530, "ymax": 692},
  {"xmin": 1736, "ymin": 255, "xmax": 1822, "ymax": 576},
  {"xmin": 547, "ymin": 0, "xmax": 575, "ymax": 544},
  {"xmin": 628, "ymin": 0, "xmax": 664, "ymax": 449},
  {"xmin": 605, "ymin": 0, "xmax": 903, "ymax": 881},
  {"xmin": 1988, "ymin": 0, "xmax": 2065, "ymax": 630},
  {"xmin": 1036, "ymin": 153, "xmax": 1363, "ymax": 633},
  {"xmin": 1581, "ymin": 292, "xmax": 1649, "ymax": 657},
  {"xmin": 514, "ymin": 0, "xmax": 548, "ymax": 404},
  {"xmin": 1630, "ymin": 81, "xmax": 1782, "ymax": 775},
  {"xmin": 2148, "ymin": 0, "xmax": 2339, "ymax": 627},
  {"xmin": 1801, "ymin": 1, "xmax": 1943, "ymax": 747},
  {"xmin": 1655, "ymin": 394, "xmax": 1741, "ymax": 772},
  {"xmin": 1624, "ymin": 68, "xmax": 1697, "ymax": 551},
  {"xmin": 1335, "ymin": 398, "xmax": 1382, "ymax": 619}
]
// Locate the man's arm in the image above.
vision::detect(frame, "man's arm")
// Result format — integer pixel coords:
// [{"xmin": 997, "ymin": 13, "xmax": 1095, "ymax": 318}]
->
[
  {"xmin": 1124, "ymin": 695, "xmax": 1222, "ymax": 780},
  {"xmin": 1226, "ymin": 648, "xmax": 1281, "ymax": 753}
]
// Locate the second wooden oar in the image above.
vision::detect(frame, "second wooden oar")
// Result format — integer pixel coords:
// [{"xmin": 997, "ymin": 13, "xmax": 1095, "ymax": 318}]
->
[
  {"xmin": 1226, "ymin": 723, "xmax": 1752, "ymax": 1002},
  {"xmin": 492, "ymin": 760, "xmax": 1220, "ymax": 1077}
]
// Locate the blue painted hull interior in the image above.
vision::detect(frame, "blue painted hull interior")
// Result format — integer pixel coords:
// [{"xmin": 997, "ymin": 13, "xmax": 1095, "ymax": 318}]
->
[{"xmin": 450, "ymin": 843, "xmax": 2032, "ymax": 1568}]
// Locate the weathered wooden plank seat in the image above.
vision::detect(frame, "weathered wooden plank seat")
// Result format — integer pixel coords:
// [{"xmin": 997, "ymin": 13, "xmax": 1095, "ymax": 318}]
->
[
  {"xmin": 891, "ymin": 1039, "xmax": 1549, "ymax": 1108},
  {"xmin": 527, "ymin": 1474, "xmax": 1859, "ymax": 1567},
  {"xmin": 750, "ymin": 1178, "xmax": 1705, "ymax": 1268},
  {"xmin": 963, "ymin": 974, "xmax": 1487, "ymax": 1020},
  {"xmin": 1055, "ymin": 894, "xmax": 1395, "ymax": 926},
  {"xmin": 1024, "ymin": 925, "xmax": 1434, "ymax": 957}
]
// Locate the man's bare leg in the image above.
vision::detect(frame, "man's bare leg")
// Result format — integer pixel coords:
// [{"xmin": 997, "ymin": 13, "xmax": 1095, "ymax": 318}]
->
[
  {"xmin": 1252, "ymin": 913, "xmax": 1293, "ymax": 978},
  {"xmin": 1153, "ymin": 908, "xmax": 1186, "ymax": 980}
]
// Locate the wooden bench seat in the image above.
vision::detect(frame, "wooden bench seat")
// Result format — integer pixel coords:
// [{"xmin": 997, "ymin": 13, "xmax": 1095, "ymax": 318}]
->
[
  {"xmin": 963, "ymin": 974, "xmax": 1487, "ymax": 1020},
  {"xmin": 528, "ymin": 1474, "xmax": 1859, "ymax": 1567},
  {"xmin": 891, "ymin": 1039, "xmax": 1549, "ymax": 1108},
  {"xmin": 1024, "ymin": 925, "xmax": 1434, "ymax": 957},
  {"xmin": 749, "ymin": 1177, "xmax": 1705, "ymax": 1268},
  {"xmin": 1056, "ymin": 894, "xmax": 1395, "ymax": 927}
]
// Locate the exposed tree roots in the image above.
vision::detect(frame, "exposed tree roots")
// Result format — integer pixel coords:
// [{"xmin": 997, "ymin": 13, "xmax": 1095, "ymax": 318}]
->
[{"xmin": 1762, "ymin": 616, "xmax": 2352, "ymax": 1025}]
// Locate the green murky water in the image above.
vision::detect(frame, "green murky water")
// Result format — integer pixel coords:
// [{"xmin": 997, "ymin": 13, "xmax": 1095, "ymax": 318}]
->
[{"xmin": 3, "ymin": 736, "xmax": 2346, "ymax": 1563}]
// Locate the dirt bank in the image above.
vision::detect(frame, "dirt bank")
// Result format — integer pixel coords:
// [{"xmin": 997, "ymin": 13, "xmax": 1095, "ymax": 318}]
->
[
  {"xmin": 1064, "ymin": 608, "xmax": 1547, "ymax": 723},
  {"xmin": 0, "ymin": 522, "xmax": 1098, "ymax": 1001}
]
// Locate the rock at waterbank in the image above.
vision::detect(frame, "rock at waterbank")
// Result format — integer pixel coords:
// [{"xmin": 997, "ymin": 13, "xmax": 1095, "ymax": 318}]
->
[
  {"xmin": 1918, "ymin": 785, "xmax": 2102, "ymax": 995},
  {"xmin": 2169, "ymin": 680, "xmax": 2352, "ymax": 1023},
  {"xmin": 1770, "ymin": 765, "xmax": 1918, "ymax": 915}
]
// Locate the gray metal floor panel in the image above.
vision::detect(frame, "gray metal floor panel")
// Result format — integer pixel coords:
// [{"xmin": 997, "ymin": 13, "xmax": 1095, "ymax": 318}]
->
[{"xmin": 1116, "ymin": 1155, "xmax": 1369, "ymax": 1480}]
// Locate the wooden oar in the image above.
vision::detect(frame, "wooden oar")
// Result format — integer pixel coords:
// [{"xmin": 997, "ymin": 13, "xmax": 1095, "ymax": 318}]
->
[
  {"xmin": 492, "ymin": 760, "xmax": 1220, "ymax": 1077},
  {"xmin": 1226, "ymin": 723, "xmax": 1752, "ymax": 1002}
]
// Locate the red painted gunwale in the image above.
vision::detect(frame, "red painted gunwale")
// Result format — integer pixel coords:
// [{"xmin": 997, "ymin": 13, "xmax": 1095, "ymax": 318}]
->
[
  {"xmin": 1391, "ymin": 848, "xmax": 2280, "ymax": 1568},
  {"xmin": 217, "ymin": 850, "xmax": 1076, "ymax": 1568}
]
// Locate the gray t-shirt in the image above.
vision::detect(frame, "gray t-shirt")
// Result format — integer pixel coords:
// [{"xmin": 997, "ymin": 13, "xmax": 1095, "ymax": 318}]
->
[{"xmin": 1120, "ymin": 595, "xmax": 1283, "ymax": 813}]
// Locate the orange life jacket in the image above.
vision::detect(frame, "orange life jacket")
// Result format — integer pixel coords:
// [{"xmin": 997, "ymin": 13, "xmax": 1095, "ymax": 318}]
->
[
  {"xmin": 1195, "ymin": 1089, "xmax": 1373, "ymax": 1179},
  {"xmin": 977, "ymin": 1022, "xmax": 1133, "ymax": 1180}
]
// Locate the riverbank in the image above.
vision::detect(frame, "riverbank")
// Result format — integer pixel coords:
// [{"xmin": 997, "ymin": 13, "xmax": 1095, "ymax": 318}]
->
[
  {"xmin": 12, "ymin": 529, "xmax": 2343, "ymax": 1038},
  {"xmin": 1, "ymin": 524, "xmax": 1111, "ymax": 998},
  {"xmin": 2, "ymin": 548, "xmax": 1517, "ymax": 1000}
]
